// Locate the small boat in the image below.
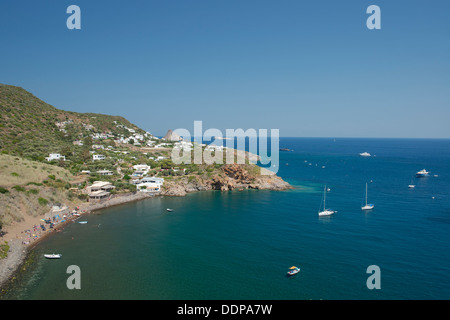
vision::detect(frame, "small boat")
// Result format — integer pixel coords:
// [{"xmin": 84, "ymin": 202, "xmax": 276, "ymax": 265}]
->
[
  {"xmin": 279, "ymin": 148, "xmax": 291, "ymax": 151},
  {"xmin": 359, "ymin": 152, "xmax": 371, "ymax": 157},
  {"xmin": 416, "ymin": 169, "xmax": 429, "ymax": 177},
  {"xmin": 166, "ymin": 208, "xmax": 173, "ymax": 212},
  {"xmin": 361, "ymin": 183, "xmax": 374, "ymax": 210},
  {"xmin": 287, "ymin": 266, "xmax": 300, "ymax": 276},
  {"xmin": 78, "ymin": 221, "xmax": 88, "ymax": 224},
  {"xmin": 408, "ymin": 185, "xmax": 415, "ymax": 189},
  {"xmin": 44, "ymin": 254, "xmax": 62, "ymax": 259},
  {"xmin": 318, "ymin": 185, "xmax": 336, "ymax": 216}
]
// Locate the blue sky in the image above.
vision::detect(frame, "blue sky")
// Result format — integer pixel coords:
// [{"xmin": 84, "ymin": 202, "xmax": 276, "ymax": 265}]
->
[{"xmin": 1, "ymin": 0, "xmax": 449, "ymax": 138}]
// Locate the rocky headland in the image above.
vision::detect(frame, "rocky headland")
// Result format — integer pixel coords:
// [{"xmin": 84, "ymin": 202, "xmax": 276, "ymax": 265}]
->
[{"xmin": 161, "ymin": 164, "xmax": 293, "ymax": 197}]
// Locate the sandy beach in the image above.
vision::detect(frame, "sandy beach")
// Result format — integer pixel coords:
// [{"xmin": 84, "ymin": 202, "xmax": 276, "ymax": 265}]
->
[{"xmin": 0, "ymin": 192, "xmax": 154, "ymax": 290}]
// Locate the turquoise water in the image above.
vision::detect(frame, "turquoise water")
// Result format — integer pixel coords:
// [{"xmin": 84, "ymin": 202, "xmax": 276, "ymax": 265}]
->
[{"xmin": 3, "ymin": 138, "xmax": 450, "ymax": 299}]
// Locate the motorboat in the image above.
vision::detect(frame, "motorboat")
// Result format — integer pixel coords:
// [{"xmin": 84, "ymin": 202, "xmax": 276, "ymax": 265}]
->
[
  {"xmin": 78, "ymin": 221, "xmax": 88, "ymax": 224},
  {"xmin": 416, "ymin": 169, "xmax": 429, "ymax": 177},
  {"xmin": 287, "ymin": 266, "xmax": 300, "ymax": 276},
  {"xmin": 44, "ymin": 254, "xmax": 62, "ymax": 259},
  {"xmin": 359, "ymin": 152, "xmax": 371, "ymax": 157},
  {"xmin": 166, "ymin": 208, "xmax": 173, "ymax": 212}
]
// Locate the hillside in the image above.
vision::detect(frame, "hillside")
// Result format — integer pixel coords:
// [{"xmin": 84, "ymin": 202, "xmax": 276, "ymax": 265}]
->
[
  {"xmin": 0, "ymin": 83, "xmax": 150, "ymax": 159},
  {"xmin": 0, "ymin": 154, "xmax": 73, "ymax": 188},
  {"xmin": 0, "ymin": 154, "xmax": 82, "ymax": 226}
]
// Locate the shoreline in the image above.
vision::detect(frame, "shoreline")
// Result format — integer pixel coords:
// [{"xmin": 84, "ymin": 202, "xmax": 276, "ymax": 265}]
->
[{"xmin": 0, "ymin": 191, "xmax": 154, "ymax": 291}]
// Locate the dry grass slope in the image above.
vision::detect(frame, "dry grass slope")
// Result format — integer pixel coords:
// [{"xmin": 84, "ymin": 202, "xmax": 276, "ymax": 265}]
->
[
  {"xmin": 0, "ymin": 154, "xmax": 73, "ymax": 187},
  {"xmin": 0, "ymin": 154, "xmax": 78, "ymax": 226}
]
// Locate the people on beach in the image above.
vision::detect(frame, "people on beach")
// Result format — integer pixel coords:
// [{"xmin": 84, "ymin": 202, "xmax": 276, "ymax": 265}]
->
[{"xmin": 19, "ymin": 208, "xmax": 88, "ymax": 246}]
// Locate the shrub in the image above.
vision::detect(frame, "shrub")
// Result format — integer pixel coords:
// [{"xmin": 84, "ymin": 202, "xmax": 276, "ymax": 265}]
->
[
  {"xmin": 10, "ymin": 172, "xmax": 19, "ymax": 177},
  {"xmin": 48, "ymin": 174, "xmax": 56, "ymax": 180},
  {"xmin": 27, "ymin": 189, "xmax": 39, "ymax": 195},
  {"xmin": 0, "ymin": 187, "xmax": 9, "ymax": 194},
  {"xmin": 38, "ymin": 197, "xmax": 49, "ymax": 206},
  {"xmin": 27, "ymin": 182, "xmax": 43, "ymax": 186},
  {"xmin": 0, "ymin": 242, "xmax": 10, "ymax": 259},
  {"xmin": 77, "ymin": 194, "xmax": 87, "ymax": 200},
  {"xmin": 12, "ymin": 185, "xmax": 26, "ymax": 192}
]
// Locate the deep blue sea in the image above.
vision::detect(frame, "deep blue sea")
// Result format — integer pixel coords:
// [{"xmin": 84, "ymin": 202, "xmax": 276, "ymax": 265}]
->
[{"xmin": 3, "ymin": 138, "xmax": 450, "ymax": 299}]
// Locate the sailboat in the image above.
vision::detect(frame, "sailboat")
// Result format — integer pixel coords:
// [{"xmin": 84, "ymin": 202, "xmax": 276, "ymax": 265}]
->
[
  {"xmin": 408, "ymin": 177, "xmax": 415, "ymax": 189},
  {"xmin": 361, "ymin": 183, "xmax": 374, "ymax": 210},
  {"xmin": 318, "ymin": 185, "xmax": 336, "ymax": 216}
]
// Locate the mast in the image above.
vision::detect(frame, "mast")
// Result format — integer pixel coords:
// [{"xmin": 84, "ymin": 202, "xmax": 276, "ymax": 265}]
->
[
  {"xmin": 365, "ymin": 183, "xmax": 368, "ymax": 206},
  {"xmin": 324, "ymin": 185, "xmax": 327, "ymax": 209}
]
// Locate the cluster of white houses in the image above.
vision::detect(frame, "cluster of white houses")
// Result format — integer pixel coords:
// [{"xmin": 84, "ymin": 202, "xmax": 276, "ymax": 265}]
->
[
  {"xmin": 130, "ymin": 164, "xmax": 164, "ymax": 193},
  {"xmin": 83, "ymin": 164, "xmax": 164, "ymax": 201}
]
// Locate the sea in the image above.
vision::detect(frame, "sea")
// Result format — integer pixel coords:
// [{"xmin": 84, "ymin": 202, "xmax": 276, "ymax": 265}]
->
[{"xmin": 2, "ymin": 138, "xmax": 450, "ymax": 300}]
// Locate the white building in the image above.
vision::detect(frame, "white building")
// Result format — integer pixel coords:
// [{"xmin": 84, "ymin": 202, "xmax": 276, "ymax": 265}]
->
[
  {"xmin": 45, "ymin": 153, "xmax": 66, "ymax": 161},
  {"xmin": 205, "ymin": 144, "xmax": 225, "ymax": 152},
  {"xmin": 136, "ymin": 182, "xmax": 161, "ymax": 193},
  {"xmin": 132, "ymin": 164, "xmax": 151, "ymax": 177},
  {"xmin": 173, "ymin": 141, "xmax": 193, "ymax": 152},
  {"xmin": 136, "ymin": 177, "xmax": 163, "ymax": 193},
  {"xmin": 93, "ymin": 154, "xmax": 106, "ymax": 161},
  {"xmin": 86, "ymin": 181, "xmax": 115, "ymax": 193},
  {"xmin": 97, "ymin": 170, "xmax": 114, "ymax": 176},
  {"xmin": 154, "ymin": 143, "xmax": 171, "ymax": 148},
  {"xmin": 140, "ymin": 177, "xmax": 164, "ymax": 186}
]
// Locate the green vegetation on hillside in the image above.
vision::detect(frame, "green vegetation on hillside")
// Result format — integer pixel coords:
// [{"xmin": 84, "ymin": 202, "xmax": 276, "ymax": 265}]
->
[{"xmin": 0, "ymin": 83, "xmax": 145, "ymax": 159}]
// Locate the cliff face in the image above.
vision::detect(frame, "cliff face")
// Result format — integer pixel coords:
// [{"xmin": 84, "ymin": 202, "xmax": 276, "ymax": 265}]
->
[{"xmin": 161, "ymin": 164, "xmax": 292, "ymax": 196}]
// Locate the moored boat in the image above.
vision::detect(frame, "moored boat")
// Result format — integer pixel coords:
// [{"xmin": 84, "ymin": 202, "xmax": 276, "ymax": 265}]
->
[
  {"xmin": 287, "ymin": 266, "xmax": 300, "ymax": 276},
  {"xmin": 318, "ymin": 185, "xmax": 336, "ymax": 216},
  {"xmin": 44, "ymin": 254, "xmax": 62, "ymax": 259},
  {"xmin": 361, "ymin": 183, "xmax": 375, "ymax": 211},
  {"xmin": 359, "ymin": 152, "xmax": 371, "ymax": 157},
  {"xmin": 416, "ymin": 169, "xmax": 429, "ymax": 177}
]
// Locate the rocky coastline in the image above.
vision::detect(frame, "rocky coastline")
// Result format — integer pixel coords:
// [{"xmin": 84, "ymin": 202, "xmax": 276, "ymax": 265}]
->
[{"xmin": 161, "ymin": 164, "xmax": 293, "ymax": 197}]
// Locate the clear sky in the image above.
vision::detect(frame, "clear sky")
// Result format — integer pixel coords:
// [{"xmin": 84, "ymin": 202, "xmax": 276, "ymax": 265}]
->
[{"xmin": 1, "ymin": 0, "xmax": 449, "ymax": 138}]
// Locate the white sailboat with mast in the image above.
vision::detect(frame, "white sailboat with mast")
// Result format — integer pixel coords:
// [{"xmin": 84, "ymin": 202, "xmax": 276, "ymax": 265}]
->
[
  {"xmin": 361, "ymin": 182, "xmax": 374, "ymax": 211},
  {"xmin": 318, "ymin": 185, "xmax": 336, "ymax": 216}
]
